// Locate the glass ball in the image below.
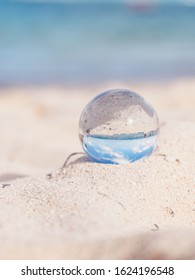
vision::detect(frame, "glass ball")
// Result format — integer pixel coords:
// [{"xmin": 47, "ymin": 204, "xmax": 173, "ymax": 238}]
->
[{"xmin": 79, "ymin": 89, "xmax": 159, "ymax": 164}]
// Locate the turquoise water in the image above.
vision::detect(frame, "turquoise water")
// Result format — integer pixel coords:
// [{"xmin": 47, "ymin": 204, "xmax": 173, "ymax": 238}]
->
[
  {"xmin": 0, "ymin": 1, "xmax": 195, "ymax": 86},
  {"xmin": 82, "ymin": 132, "xmax": 158, "ymax": 164}
]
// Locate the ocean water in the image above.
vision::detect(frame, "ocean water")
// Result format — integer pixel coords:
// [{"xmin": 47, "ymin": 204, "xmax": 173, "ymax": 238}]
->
[{"xmin": 0, "ymin": 1, "xmax": 195, "ymax": 86}]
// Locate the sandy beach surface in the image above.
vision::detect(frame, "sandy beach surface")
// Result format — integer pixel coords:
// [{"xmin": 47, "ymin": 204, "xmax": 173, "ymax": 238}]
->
[{"xmin": 0, "ymin": 79, "xmax": 195, "ymax": 259}]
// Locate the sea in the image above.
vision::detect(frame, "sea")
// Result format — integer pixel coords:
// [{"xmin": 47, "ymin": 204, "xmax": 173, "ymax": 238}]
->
[{"xmin": 0, "ymin": 0, "xmax": 195, "ymax": 86}]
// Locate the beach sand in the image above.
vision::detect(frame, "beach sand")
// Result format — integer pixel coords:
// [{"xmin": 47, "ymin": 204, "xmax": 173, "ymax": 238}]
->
[{"xmin": 0, "ymin": 79, "xmax": 194, "ymax": 259}]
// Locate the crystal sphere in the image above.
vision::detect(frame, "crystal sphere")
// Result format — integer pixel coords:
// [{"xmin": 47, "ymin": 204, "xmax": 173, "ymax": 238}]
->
[{"xmin": 79, "ymin": 89, "xmax": 159, "ymax": 164}]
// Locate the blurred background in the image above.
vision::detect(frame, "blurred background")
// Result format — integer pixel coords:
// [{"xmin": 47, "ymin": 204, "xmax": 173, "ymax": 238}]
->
[{"xmin": 0, "ymin": 0, "xmax": 195, "ymax": 86}]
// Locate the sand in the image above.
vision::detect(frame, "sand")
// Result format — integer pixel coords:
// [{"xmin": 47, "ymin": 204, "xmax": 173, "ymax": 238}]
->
[{"xmin": 0, "ymin": 79, "xmax": 194, "ymax": 259}]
